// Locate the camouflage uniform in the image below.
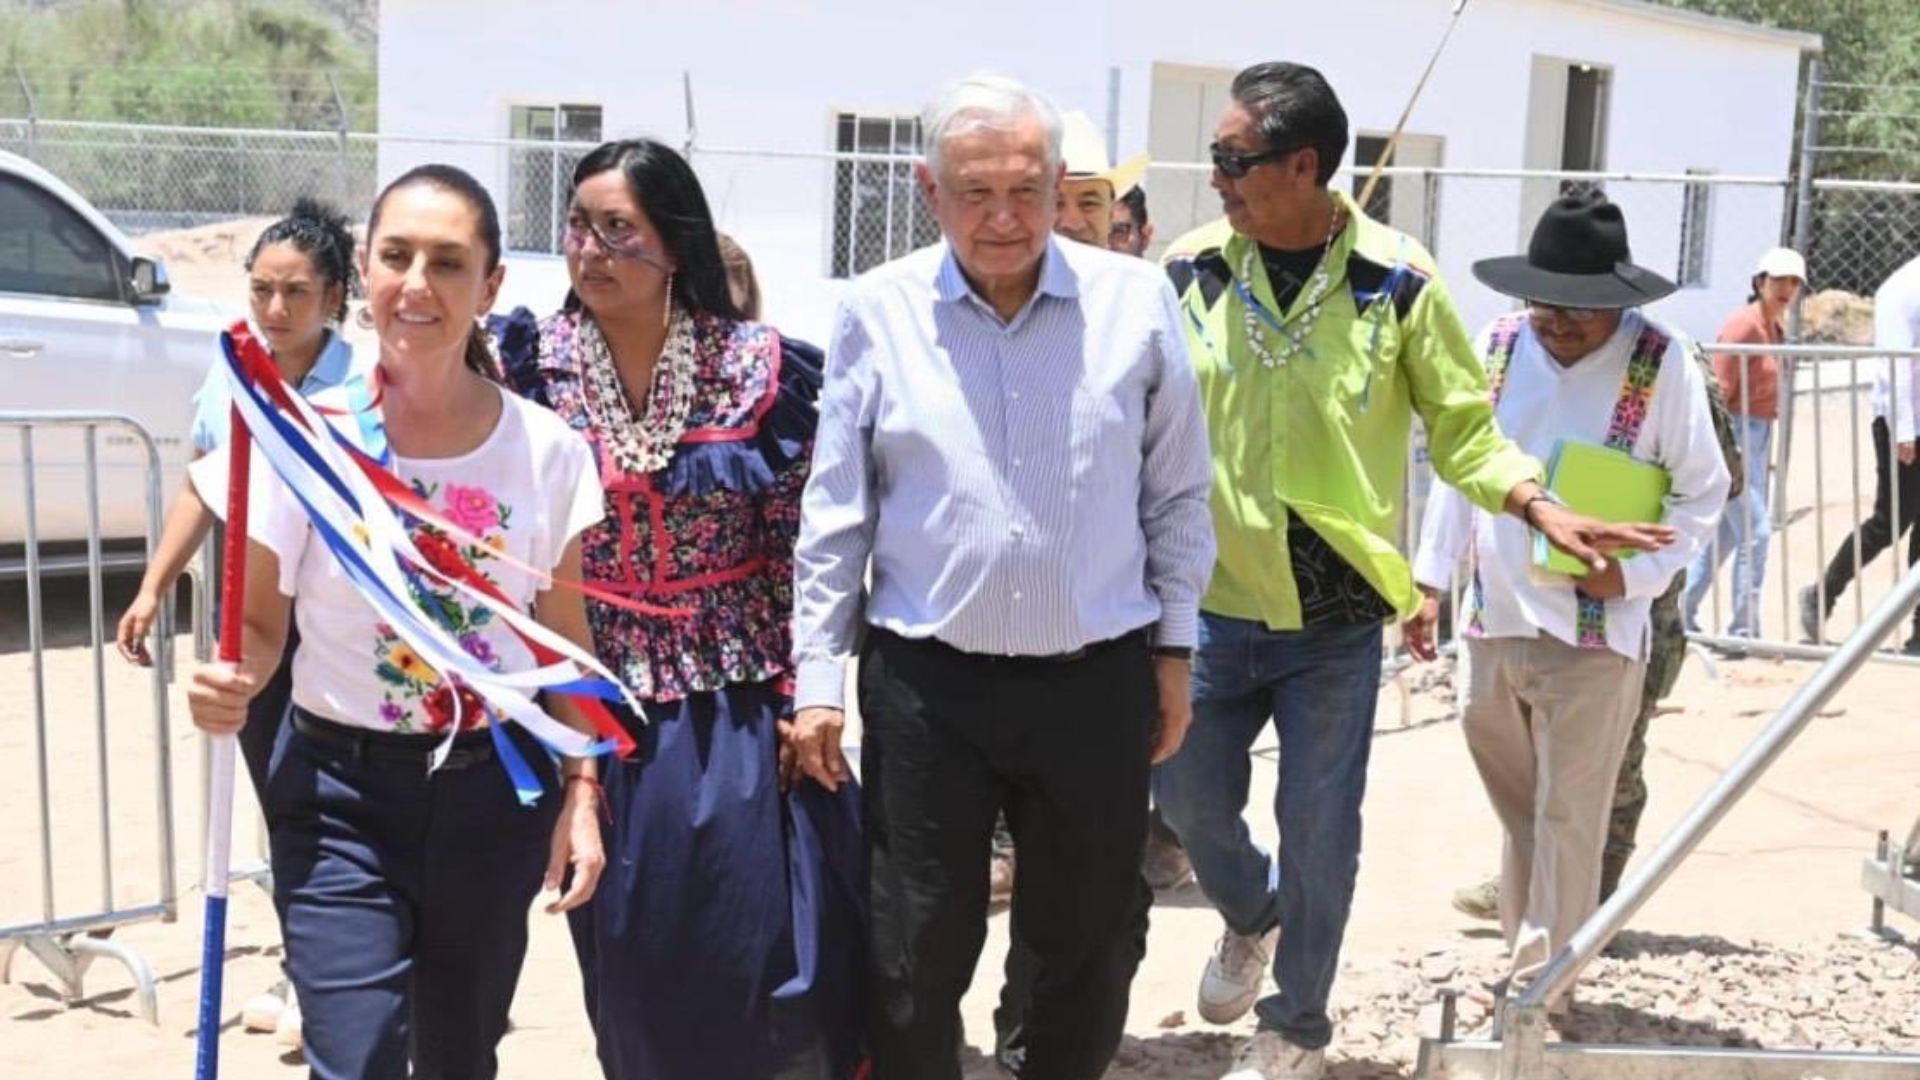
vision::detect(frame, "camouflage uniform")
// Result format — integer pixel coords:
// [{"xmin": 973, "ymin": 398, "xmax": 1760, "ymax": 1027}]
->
[{"xmin": 1599, "ymin": 342, "xmax": 1745, "ymax": 899}]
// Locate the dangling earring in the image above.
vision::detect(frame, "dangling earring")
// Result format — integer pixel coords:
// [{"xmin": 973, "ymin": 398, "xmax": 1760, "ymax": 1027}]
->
[
  {"xmin": 662, "ymin": 273, "xmax": 675, "ymax": 327},
  {"xmin": 355, "ymin": 304, "xmax": 375, "ymax": 330}
]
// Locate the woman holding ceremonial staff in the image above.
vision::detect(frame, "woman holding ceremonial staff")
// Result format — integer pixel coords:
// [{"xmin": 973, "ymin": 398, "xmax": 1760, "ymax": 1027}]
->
[{"xmin": 186, "ymin": 164, "xmax": 611, "ymax": 1080}]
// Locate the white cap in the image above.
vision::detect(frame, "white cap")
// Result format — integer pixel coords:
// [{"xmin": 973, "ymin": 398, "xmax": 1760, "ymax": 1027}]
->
[{"xmin": 1755, "ymin": 246, "xmax": 1807, "ymax": 282}]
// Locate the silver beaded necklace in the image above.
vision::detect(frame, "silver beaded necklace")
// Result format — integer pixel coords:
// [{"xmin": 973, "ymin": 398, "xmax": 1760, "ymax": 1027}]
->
[{"xmin": 1234, "ymin": 204, "xmax": 1347, "ymax": 369}]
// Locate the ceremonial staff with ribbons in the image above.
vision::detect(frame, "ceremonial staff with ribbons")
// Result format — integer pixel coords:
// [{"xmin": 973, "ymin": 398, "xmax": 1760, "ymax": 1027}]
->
[{"xmin": 185, "ymin": 167, "xmax": 647, "ymax": 1080}]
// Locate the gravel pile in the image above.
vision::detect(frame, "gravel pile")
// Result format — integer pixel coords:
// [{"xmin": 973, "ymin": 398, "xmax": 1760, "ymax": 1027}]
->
[{"xmin": 1081, "ymin": 932, "xmax": 1920, "ymax": 1079}]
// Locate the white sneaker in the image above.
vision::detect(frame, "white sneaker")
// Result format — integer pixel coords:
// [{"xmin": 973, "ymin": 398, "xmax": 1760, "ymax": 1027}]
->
[
  {"xmin": 1220, "ymin": 1030, "xmax": 1325, "ymax": 1080},
  {"xmin": 274, "ymin": 993, "xmax": 303, "ymax": 1052},
  {"xmin": 240, "ymin": 979, "xmax": 288, "ymax": 1033},
  {"xmin": 1197, "ymin": 924, "xmax": 1279, "ymax": 1024}
]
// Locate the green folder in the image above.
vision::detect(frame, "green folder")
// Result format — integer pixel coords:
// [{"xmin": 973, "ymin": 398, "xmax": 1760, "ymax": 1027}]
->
[{"xmin": 1531, "ymin": 438, "xmax": 1670, "ymax": 577}]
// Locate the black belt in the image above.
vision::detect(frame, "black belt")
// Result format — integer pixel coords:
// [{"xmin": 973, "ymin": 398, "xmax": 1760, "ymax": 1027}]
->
[
  {"xmin": 290, "ymin": 708, "xmax": 495, "ymax": 771},
  {"xmin": 903, "ymin": 627, "xmax": 1150, "ymax": 665}
]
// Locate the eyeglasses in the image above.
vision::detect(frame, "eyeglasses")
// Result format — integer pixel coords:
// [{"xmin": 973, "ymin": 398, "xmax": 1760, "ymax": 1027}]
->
[
  {"xmin": 1108, "ymin": 221, "xmax": 1138, "ymax": 242},
  {"xmin": 1525, "ymin": 301, "xmax": 1611, "ymax": 324},
  {"xmin": 1209, "ymin": 141, "xmax": 1297, "ymax": 180},
  {"xmin": 563, "ymin": 216, "xmax": 671, "ymax": 271}
]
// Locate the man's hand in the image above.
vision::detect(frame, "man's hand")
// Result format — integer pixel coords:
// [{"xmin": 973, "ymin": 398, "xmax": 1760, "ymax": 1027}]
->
[
  {"xmin": 1574, "ymin": 557, "xmax": 1627, "ymax": 600},
  {"xmin": 777, "ymin": 706, "xmax": 851, "ymax": 792},
  {"xmin": 1901, "ymin": 440, "xmax": 1916, "ymax": 467},
  {"xmin": 1149, "ymin": 654, "xmax": 1192, "ymax": 764},
  {"xmin": 1402, "ymin": 588, "xmax": 1441, "ymax": 662},
  {"xmin": 1526, "ymin": 497, "xmax": 1672, "ymax": 572}
]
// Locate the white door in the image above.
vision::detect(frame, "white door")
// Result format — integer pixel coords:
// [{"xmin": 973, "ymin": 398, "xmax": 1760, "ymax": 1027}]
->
[{"xmin": 1148, "ymin": 62, "xmax": 1237, "ymax": 253}]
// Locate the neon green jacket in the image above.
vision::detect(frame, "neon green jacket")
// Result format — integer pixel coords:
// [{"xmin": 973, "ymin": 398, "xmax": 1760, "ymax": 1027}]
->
[{"xmin": 1163, "ymin": 191, "xmax": 1538, "ymax": 627}]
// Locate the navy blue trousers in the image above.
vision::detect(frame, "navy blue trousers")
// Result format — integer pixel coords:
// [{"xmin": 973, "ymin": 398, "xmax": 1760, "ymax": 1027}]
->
[{"xmin": 266, "ymin": 713, "xmax": 559, "ymax": 1080}]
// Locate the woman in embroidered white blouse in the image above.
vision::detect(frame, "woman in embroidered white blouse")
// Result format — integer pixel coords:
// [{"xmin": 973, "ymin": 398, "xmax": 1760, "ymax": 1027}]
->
[{"xmin": 185, "ymin": 165, "xmax": 609, "ymax": 1080}]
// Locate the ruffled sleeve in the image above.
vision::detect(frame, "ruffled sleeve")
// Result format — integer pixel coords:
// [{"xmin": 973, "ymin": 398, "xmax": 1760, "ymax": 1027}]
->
[
  {"xmin": 754, "ymin": 336, "xmax": 823, "ymax": 568},
  {"xmin": 486, "ymin": 307, "xmax": 550, "ymax": 406},
  {"xmin": 656, "ymin": 332, "xmax": 822, "ymax": 498}
]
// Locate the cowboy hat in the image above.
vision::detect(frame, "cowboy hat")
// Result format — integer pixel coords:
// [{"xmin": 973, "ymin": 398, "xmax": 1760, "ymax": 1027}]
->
[
  {"xmin": 1472, "ymin": 193, "xmax": 1677, "ymax": 309},
  {"xmin": 1059, "ymin": 109, "xmax": 1148, "ymax": 199}
]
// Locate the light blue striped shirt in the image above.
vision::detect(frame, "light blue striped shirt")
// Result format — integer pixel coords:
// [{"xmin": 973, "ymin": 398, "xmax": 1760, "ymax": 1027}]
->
[{"xmin": 792, "ymin": 237, "xmax": 1215, "ymax": 710}]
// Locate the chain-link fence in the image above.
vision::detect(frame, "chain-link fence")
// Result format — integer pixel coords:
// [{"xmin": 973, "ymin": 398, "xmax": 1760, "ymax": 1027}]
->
[
  {"xmin": 1795, "ymin": 72, "xmax": 1920, "ymax": 304},
  {"xmin": 1802, "ymin": 178, "xmax": 1920, "ymax": 300},
  {"xmin": 2, "ymin": 114, "xmax": 1814, "ymax": 355}
]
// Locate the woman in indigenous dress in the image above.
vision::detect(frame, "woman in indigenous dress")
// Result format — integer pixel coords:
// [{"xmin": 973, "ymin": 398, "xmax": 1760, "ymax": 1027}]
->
[
  {"xmin": 490, "ymin": 138, "xmax": 864, "ymax": 1080},
  {"xmin": 188, "ymin": 165, "xmax": 608, "ymax": 1080}
]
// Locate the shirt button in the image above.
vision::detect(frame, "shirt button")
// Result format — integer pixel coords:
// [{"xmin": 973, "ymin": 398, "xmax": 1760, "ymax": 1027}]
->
[
  {"xmin": 1009, "ymin": 390, "xmax": 1021, "ymax": 401},
  {"xmin": 1012, "ymin": 457, "xmax": 1023, "ymax": 468},
  {"xmin": 1012, "ymin": 591, "xmax": 1024, "ymax": 601},
  {"xmin": 1010, "ymin": 524, "xmax": 1024, "ymax": 538}
]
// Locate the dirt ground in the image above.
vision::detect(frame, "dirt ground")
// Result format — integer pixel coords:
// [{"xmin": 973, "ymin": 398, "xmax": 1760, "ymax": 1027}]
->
[
  {"xmin": 3, "ymin": 567, "xmax": 1918, "ymax": 1078},
  {"xmin": 2, "ymin": 220, "xmax": 1916, "ymax": 1078}
]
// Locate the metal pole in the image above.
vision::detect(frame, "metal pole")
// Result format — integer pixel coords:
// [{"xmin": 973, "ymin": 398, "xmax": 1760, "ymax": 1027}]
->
[
  {"xmin": 144, "ymin": 429, "xmax": 178, "ymax": 917},
  {"xmin": 22, "ymin": 427, "xmax": 55, "ymax": 923},
  {"xmin": 1105, "ymin": 65, "xmax": 1122, "ymax": 165},
  {"xmin": 1521, "ymin": 557, "xmax": 1920, "ymax": 1009},
  {"xmin": 1778, "ymin": 58, "xmax": 1821, "ymax": 523},
  {"xmin": 327, "ymin": 73, "xmax": 351, "ymax": 209},
  {"xmin": 12, "ymin": 64, "xmax": 36, "ymax": 160},
  {"xmin": 1847, "ymin": 358, "xmax": 1865, "ymax": 629},
  {"xmin": 84, "ymin": 428, "xmax": 115, "ymax": 909},
  {"xmin": 682, "ymin": 70, "xmax": 697, "ymax": 158}
]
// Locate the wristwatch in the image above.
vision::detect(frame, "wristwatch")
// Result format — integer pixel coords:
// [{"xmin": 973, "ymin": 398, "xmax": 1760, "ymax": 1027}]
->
[
  {"xmin": 1522, "ymin": 489, "xmax": 1563, "ymax": 527},
  {"xmin": 1151, "ymin": 645, "xmax": 1193, "ymax": 660}
]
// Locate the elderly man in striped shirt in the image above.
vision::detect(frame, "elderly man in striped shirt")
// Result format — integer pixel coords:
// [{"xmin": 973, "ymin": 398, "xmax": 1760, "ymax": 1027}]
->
[{"xmin": 787, "ymin": 72, "xmax": 1216, "ymax": 1080}]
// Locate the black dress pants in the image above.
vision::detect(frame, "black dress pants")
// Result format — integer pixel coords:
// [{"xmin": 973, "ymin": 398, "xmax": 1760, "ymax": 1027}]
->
[
  {"xmin": 1821, "ymin": 416, "xmax": 1920, "ymax": 632},
  {"xmin": 860, "ymin": 628, "xmax": 1156, "ymax": 1080}
]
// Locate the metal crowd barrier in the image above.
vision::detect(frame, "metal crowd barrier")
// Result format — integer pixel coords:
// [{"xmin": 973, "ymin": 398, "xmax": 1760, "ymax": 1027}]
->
[
  {"xmin": 1417, "ymin": 560, "xmax": 1920, "ymax": 1079},
  {"xmin": 0, "ymin": 413, "xmax": 179, "ymax": 1025},
  {"xmin": 1407, "ymin": 340, "xmax": 1920, "ymax": 1076},
  {"xmin": 1688, "ymin": 343, "xmax": 1920, "ymax": 666}
]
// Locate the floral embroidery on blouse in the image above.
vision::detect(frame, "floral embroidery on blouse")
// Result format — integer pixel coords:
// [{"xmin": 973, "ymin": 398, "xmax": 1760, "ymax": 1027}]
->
[
  {"xmin": 370, "ymin": 479, "xmax": 513, "ymax": 732},
  {"xmin": 488, "ymin": 307, "xmax": 823, "ymax": 703}
]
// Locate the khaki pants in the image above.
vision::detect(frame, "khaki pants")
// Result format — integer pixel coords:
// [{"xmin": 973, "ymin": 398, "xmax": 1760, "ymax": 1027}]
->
[{"xmin": 1462, "ymin": 635, "xmax": 1645, "ymax": 1008}]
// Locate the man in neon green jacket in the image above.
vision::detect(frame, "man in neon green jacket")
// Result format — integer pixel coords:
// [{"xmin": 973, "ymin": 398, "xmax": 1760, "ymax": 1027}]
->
[{"xmin": 1153, "ymin": 61, "xmax": 1670, "ymax": 1080}]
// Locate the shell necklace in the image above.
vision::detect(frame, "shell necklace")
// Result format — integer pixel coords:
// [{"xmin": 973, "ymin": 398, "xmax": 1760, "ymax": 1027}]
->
[
  {"xmin": 579, "ymin": 303, "xmax": 698, "ymax": 475},
  {"xmin": 1235, "ymin": 203, "xmax": 1346, "ymax": 369}
]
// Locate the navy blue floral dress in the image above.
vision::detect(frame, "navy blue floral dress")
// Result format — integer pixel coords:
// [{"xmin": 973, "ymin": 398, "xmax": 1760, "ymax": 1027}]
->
[{"xmin": 492, "ymin": 308, "xmax": 866, "ymax": 1080}]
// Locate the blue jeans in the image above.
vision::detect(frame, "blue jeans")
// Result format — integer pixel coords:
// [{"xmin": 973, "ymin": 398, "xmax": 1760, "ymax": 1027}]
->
[
  {"xmin": 1152, "ymin": 615, "xmax": 1383, "ymax": 1051},
  {"xmin": 1683, "ymin": 416, "xmax": 1772, "ymax": 636}
]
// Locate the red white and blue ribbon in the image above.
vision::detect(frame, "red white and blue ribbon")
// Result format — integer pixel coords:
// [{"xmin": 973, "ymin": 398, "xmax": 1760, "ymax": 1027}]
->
[{"xmin": 212, "ymin": 321, "xmax": 665, "ymax": 802}]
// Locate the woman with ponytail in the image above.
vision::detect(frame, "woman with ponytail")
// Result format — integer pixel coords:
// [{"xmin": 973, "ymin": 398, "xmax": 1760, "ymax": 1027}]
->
[{"xmin": 185, "ymin": 164, "xmax": 608, "ymax": 1080}]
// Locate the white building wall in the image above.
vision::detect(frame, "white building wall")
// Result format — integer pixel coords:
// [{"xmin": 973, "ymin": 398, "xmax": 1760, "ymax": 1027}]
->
[{"xmin": 380, "ymin": 0, "xmax": 1809, "ymax": 344}]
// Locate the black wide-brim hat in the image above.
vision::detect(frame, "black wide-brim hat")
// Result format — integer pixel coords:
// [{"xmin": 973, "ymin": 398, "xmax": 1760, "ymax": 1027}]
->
[{"xmin": 1472, "ymin": 193, "xmax": 1677, "ymax": 309}]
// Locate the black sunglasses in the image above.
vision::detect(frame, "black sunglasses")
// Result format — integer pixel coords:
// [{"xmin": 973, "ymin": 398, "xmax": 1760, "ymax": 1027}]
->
[{"xmin": 1209, "ymin": 141, "xmax": 1297, "ymax": 180}]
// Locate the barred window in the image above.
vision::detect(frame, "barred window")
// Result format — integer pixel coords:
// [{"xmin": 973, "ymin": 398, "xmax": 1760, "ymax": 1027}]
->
[
  {"xmin": 1677, "ymin": 168, "xmax": 1715, "ymax": 288},
  {"xmin": 830, "ymin": 113, "xmax": 939, "ymax": 278},
  {"xmin": 507, "ymin": 104, "xmax": 603, "ymax": 254}
]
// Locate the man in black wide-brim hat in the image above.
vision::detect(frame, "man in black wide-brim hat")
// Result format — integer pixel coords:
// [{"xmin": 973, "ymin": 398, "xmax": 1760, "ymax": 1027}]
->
[{"xmin": 1409, "ymin": 193, "xmax": 1731, "ymax": 1022}]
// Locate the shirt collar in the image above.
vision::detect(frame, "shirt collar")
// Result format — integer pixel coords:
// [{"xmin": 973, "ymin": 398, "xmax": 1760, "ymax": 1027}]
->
[
  {"xmin": 934, "ymin": 237, "xmax": 1081, "ymax": 310},
  {"xmin": 299, "ymin": 330, "xmax": 354, "ymax": 392}
]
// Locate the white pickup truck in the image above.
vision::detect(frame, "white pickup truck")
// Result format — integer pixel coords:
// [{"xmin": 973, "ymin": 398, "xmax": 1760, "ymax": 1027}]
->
[{"xmin": 0, "ymin": 149, "xmax": 231, "ymax": 576}]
